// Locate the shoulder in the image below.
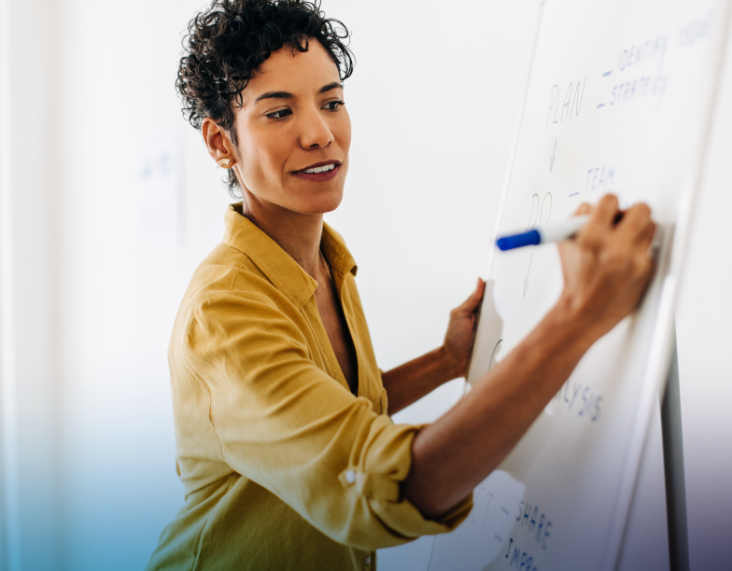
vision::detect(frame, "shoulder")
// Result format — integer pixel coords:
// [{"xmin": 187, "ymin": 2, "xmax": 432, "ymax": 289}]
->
[
  {"xmin": 171, "ymin": 242, "xmax": 306, "ymax": 354},
  {"xmin": 186, "ymin": 242, "xmax": 277, "ymax": 304}
]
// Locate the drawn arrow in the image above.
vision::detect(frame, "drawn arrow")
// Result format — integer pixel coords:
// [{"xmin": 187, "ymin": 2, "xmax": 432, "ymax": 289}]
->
[
  {"xmin": 523, "ymin": 253, "xmax": 533, "ymax": 297},
  {"xmin": 549, "ymin": 138, "xmax": 558, "ymax": 172}
]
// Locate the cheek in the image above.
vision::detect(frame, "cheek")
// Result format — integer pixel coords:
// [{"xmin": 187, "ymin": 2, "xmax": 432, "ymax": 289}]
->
[
  {"xmin": 338, "ymin": 113, "xmax": 352, "ymax": 153},
  {"xmin": 239, "ymin": 132, "xmax": 286, "ymax": 190}
]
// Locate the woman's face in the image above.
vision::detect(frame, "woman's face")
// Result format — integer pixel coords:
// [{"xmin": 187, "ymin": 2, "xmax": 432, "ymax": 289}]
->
[{"xmin": 231, "ymin": 40, "xmax": 351, "ymax": 216}]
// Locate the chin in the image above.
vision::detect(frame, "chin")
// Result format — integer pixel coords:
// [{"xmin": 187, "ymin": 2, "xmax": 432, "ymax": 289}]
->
[{"xmin": 296, "ymin": 189, "xmax": 344, "ymax": 215}]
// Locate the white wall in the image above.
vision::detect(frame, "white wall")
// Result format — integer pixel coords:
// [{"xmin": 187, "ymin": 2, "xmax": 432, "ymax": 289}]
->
[
  {"xmin": 1, "ymin": 0, "xmax": 62, "ymax": 569},
  {"xmin": 48, "ymin": 1, "xmax": 231, "ymax": 568},
  {"xmin": 0, "ymin": 1, "xmax": 729, "ymax": 570}
]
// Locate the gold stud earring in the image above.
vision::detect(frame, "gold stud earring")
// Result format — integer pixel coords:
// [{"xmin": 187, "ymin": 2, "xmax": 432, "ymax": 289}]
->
[{"xmin": 217, "ymin": 158, "xmax": 232, "ymax": 168}]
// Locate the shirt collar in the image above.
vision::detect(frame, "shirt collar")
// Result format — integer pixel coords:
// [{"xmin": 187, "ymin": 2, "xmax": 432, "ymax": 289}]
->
[{"xmin": 222, "ymin": 203, "xmax": 357, "ymax": 309}]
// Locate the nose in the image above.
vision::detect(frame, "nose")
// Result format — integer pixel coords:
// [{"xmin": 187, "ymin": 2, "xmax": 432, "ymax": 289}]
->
[{"xmin": 298, "ymin": 106, "xmax": 333, "ymax": 149}]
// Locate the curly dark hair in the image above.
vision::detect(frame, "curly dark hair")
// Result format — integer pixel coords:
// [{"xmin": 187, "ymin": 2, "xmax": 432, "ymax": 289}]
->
[{"xmin": 176, "ymin": 0, "xmax": 355, "ymax": 196}]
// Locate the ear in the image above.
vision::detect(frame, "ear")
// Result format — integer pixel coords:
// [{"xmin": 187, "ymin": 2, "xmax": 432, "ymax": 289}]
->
[{"xmin": 202, "ymin": 118, "xmax": 236, "ymax": 168}]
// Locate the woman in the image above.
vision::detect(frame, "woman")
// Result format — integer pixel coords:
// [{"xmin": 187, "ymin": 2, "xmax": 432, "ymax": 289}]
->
[{"xmin": 145, "ymin": 1, "xmax": 656, "ymax": 570}]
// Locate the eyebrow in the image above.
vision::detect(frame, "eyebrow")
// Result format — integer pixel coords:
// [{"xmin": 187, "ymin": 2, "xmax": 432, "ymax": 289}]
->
[{"xmin": 254, "ymin": 82, "xmax": 343, "ymax": 103}]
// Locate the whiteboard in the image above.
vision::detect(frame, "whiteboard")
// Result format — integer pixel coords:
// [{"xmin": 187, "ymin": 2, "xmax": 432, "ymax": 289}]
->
[{"xmin": 424, "ymin": 1, "xmax": 731, "ymax": 570}]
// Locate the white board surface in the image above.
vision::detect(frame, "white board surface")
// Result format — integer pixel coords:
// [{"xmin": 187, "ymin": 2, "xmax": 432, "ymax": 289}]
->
[{"xmin": 417, "ymin": 2, "xmax": 731, "ymax": 570}]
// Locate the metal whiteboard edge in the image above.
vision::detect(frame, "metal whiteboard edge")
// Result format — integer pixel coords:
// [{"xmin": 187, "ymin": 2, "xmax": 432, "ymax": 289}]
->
[
  {"xmin": 660, "ymin": 332, "xmax": 689, "ymax": 571},
  {"xmin": 603, "ymin": 280, "xmax": 677, "ymax": 571}
]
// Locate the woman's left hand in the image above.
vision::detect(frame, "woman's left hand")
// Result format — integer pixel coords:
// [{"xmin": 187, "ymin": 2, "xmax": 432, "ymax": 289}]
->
[{"xmin": 442, "ymin": 278, "xmax": 486, "ymax": 378}]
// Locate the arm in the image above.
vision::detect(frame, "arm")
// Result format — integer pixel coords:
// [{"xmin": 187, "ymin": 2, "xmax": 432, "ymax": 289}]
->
[
  {"xmin": 186, "ymin": 280, "xmax": 472, "ymax": 551},
  {"xmin": 382, "ymin": 280, "xmax": 486, "ymax": 415},
  {"xmin": 402, "ymin": 195, "xmax": 657, "ymax": 519}
]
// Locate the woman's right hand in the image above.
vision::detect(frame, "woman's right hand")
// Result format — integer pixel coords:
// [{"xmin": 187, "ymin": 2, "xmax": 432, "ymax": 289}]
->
[
  {"xmin": 556, "ymin": 194, "xmax": 656, "ymax": 342},
  {"xmin": 403, "ymin": 193, "xmax": 658, "ymax": 520}
]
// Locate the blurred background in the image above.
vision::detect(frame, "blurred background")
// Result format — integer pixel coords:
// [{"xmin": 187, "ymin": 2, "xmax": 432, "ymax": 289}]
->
[{"xmin": 0, "ymin": 0, "xmax": 730, "ymax": 569}]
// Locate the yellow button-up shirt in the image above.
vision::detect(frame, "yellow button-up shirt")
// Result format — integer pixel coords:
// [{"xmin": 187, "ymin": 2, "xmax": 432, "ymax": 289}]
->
[{"xmin": 145, "ymin": 204, "xmax": 472, "ymax": 571}]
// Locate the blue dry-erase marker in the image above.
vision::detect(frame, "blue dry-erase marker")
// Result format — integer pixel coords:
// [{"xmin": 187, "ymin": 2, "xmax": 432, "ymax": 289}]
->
[{"xmin": 496, "ymin": 215, "xmax": 590, "ymax": 251}]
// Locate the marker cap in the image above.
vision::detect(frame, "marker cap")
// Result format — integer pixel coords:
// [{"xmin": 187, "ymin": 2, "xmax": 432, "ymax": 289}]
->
[{"xmin": 496, "ymin": 229, "xmax": 541, "ymax": 251}]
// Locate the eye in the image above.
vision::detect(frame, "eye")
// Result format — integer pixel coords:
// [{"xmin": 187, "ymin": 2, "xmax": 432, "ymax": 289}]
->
[
  {"xmin": 323, "ymin": 100, "xmax": 344, "ymax": 112},
  {"xmin": 265, "ymin": 108, "xmax": 292, "ymax": 120}
]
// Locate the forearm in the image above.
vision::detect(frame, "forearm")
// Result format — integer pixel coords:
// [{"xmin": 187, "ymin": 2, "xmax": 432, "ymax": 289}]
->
[
  {"xmin": 381, "ymin": 347, "xmax": 460, "ymax": 415},
  {"xmin": 402, "ymin": 298, "xmax": 598, "ymax": 519}
]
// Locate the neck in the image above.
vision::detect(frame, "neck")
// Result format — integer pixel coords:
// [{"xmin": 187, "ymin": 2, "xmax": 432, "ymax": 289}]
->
[{"xmin": 240, "ymin": 192, "xmax": 325, "ymax": 279}]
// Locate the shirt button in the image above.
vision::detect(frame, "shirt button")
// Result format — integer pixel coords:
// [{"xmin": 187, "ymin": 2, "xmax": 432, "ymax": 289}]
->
[
  {"xmin": 365, "ymin": 555, "xmax": 371, "ymax": 566},
  {"xmin": 345, "ymin": 470, "xmax": 356, "ymax": 484}
]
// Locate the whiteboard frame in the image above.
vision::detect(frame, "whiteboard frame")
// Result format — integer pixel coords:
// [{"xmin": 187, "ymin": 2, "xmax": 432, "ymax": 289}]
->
[
  {"xmin": 658, "ymin": 331, "xmax": 689, "ymax": 570},
  {"xmin": 464, "ymin": 2, "xmax": 732, "ymax": 570}
]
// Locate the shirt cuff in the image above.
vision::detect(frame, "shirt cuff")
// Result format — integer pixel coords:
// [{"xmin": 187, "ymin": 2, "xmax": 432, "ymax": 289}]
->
[{"xmin": 340, "ymin": 419, "xmax": 474, "ymax": 548}]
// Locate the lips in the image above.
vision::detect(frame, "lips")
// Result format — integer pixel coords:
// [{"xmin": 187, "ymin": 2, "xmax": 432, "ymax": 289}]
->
[
  {"xmin": 292, "ymin": 160, "xmax": 343, "ymax": 182},
  {"xmin": 294, "ymin": 160, "xmax": 341, "ymax": 174}
]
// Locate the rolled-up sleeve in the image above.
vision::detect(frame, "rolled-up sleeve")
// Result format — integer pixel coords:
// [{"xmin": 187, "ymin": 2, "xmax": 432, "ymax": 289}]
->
[{"xmin": 183, "ymin": 289, "xmax": 472, "ymax": 551}]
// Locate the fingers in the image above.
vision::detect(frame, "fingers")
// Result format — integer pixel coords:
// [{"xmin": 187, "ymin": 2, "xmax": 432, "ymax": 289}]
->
[
  {"xmin": 634, "ymin": 217, "xmax": 657, "ymax": 254},
  {"xmin": 453, "ymin": 278, "xmax": 485, "ymax": 316},
  {"xmin": 640, "ymin": 220, "xmax": 657, "ymax": 249},
  {"xmin": 559, "ymin": 195, "xmax": 657, "ymax": 332},
  {"xmin": 617, "ymin": 202, "xmax": 654, "ymax": 247},
  {"xmin": 574, "ymin": 202, "xmax": 592, "ymax": 216},
  {"xmin": 604, "ymin": 201, "xmax": 656, "ymax": 289},
  {"xmin": 590, "ymin": 194, "xmax": 620, "ymax": 228},
  {"xmin": 577, "ymin": 194, "xmax": 619, "ymax": 248},
  {"xmin": 572, "ymin": 196, "xmax": 656, "ymax": 270}
]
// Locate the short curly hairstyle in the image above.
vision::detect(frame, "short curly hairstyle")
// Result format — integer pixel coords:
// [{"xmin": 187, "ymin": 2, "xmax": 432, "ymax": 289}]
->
[{"xmin": 176, "ymin": 0, "xmax": 355, "ymax": 196}]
